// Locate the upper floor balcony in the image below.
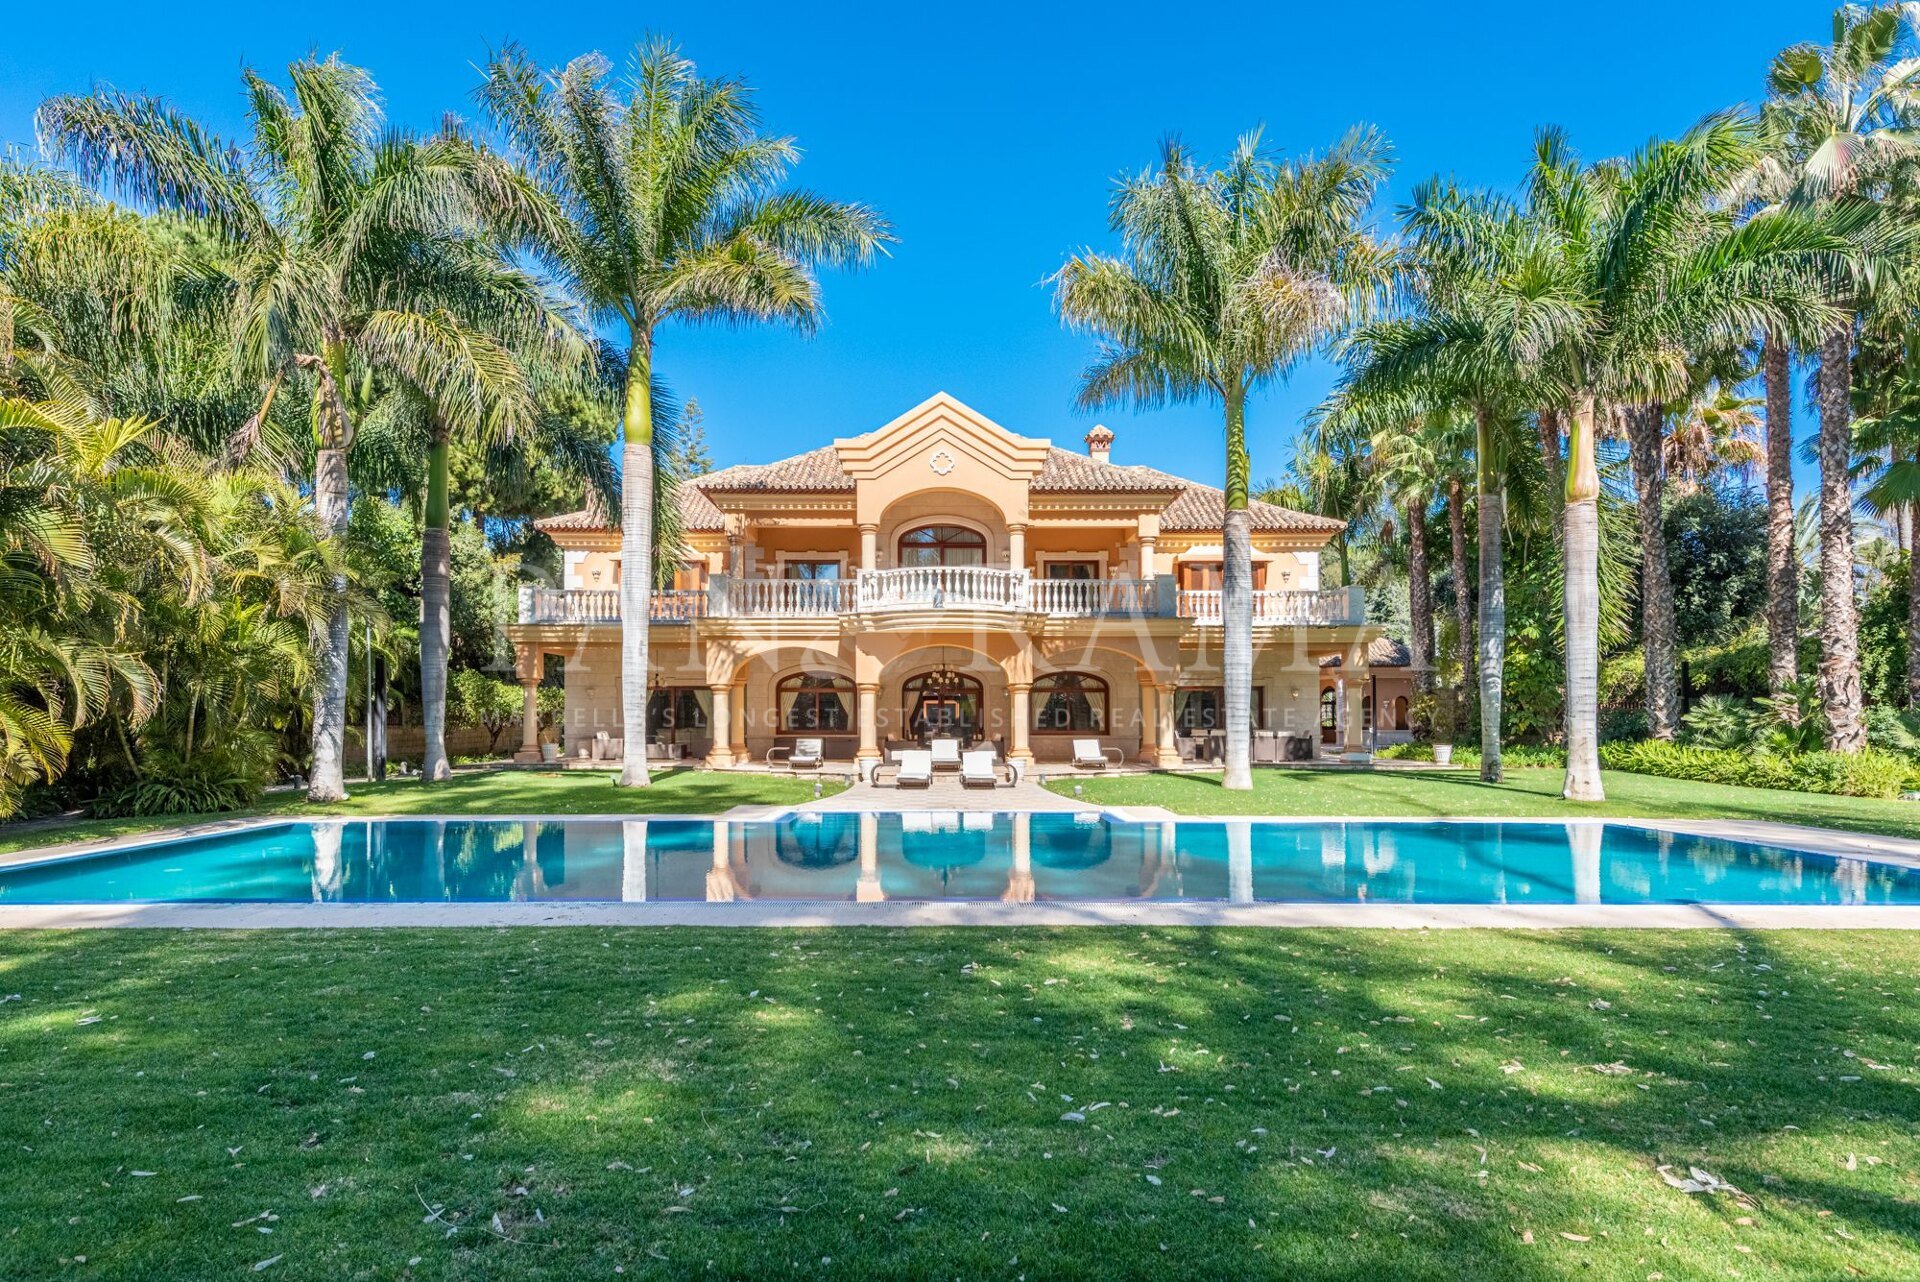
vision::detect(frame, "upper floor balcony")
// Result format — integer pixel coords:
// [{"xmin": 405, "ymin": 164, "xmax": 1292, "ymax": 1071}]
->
[{"xmin": 518, "ymin": 571, "xmax": 1363, "ymax": 628}]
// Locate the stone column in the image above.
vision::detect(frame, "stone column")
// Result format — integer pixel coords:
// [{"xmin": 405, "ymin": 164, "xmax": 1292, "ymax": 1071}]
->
[
  {"xmin": 1008, "ymin": 682, "xmax": 1033, "ymax": 765},
  {"xmin": 1138, "ymin": 535, "xmax": 1157, "ymax": 581},
  {"xmin": 1007, "ymin": 523, "xmax": 1027, "ymax": 571},
  {"xmin": 730, "ymin": 678, "xmax": 748, "ymax": 764},
  {"xmin": 1137, "ymin": 680, "xmax": 1157, "ymax": 763},
  {"xmin": 516, "ymin": 677, "xmax": 542, "ymax": 762},
  {"xmin": 1343, "ymin": 675, "xmax": 1368, "ymax": 761},
  {"xmin": 1155, "ymin": 683, "xmax": 1181, "ymax": 767},
  {"xmin": 706, "ymin": 685, "xmax": 734, "ymax": 768},
  {"xmin": 859, "ymin": 523, "xmax": 879, "ymax": 571},
  {"xmin": 856, "ymin": 682, "xmax": 881, "ymax": 761}
]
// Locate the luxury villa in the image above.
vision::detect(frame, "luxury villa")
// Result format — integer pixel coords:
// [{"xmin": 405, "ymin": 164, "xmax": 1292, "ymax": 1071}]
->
[{"xmin": 504, "ymin": 392, "xmax": 1414, "ymax": 769}]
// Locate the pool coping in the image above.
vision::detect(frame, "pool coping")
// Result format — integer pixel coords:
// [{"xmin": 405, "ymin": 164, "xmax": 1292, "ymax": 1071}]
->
[{"xmin": 3, "ymin": 809, "xmax": 1919, "ymax": 929}]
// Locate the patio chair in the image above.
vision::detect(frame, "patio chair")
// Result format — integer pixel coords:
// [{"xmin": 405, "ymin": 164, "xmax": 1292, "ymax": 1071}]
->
[
  {"xmin": 892, "ymin": 750, "xmax": 934, "ymax": 788},
  {"xmin": 929, "ymin": 738, "xmax": 963, "ymax": 772},
  {"xmin": 765, "ymin": 737, "xmax": 825, "ymax": 771},
  {"xmin": 961, "ymin": 750, "xmax": 1000, "ymax": 789},
  {"xmin": 1072, "ymin": 738, "xmax": 1125, "ymax": 770}
]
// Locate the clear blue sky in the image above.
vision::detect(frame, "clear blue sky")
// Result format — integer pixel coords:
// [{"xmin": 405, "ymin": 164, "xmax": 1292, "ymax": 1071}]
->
[{"xmin": 1, "ymin": 0, "xmax": 1834, "ymax": 488}]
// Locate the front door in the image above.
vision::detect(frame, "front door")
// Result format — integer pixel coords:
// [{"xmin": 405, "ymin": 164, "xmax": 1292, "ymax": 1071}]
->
[{"xmin": 1320, "ymin": 687, "xmax": 1338, "ymax": 745}]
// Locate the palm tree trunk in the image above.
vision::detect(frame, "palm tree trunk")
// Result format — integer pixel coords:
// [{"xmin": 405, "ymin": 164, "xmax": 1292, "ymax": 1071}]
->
[
  {"xmin": 1219, "ymin": 383, "xmax": 1254, "ymax": 791},
  {"xmin": 1406, "ymin": 496, "xmax": 1434, "ymax": 697},
  {"xmin": 1624, "ymin": 402, "xmax": 1679, "ymax": 739},
  {"xmin": 304, "ymin": 337, "xmax": 354, "ymax": 803},
  {"xmin": 617, "ymin": 338, "xmax": 657, "ymax": 787},
  {"xmin": 1908, "ymin": 535, "xmax": 1920, "ymax": 711},
  {"xmin": 1537, "ymin": 408, "xmax": 1563, "ymax": 500},
  {"xmin": 1448, "ymin": 476, "xmax": 1473, "ymax": 681},
  {"xmin": 1474, "ymin": 408, "xmax": 1504, "ymax": 784},
  {"xmin": 1816, "ymin": 324, "xmax": 1865, "ymax": 752},
  {"xmin": 1763, "ymin": 335, "xmax": 1799, "ymax": 696},
  {"xmin": 419, "ymin": 423, "xmax": 453, "ymax": 783},
  {"xmin": 1562, "ymin": 397, "xmax": 1604, "ymax": 802}
]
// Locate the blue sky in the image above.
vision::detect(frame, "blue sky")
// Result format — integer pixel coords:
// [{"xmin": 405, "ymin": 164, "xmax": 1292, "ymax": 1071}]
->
[{"xmin": 1, "ymin": 0, "xmax": 1834, "ymax": 488}]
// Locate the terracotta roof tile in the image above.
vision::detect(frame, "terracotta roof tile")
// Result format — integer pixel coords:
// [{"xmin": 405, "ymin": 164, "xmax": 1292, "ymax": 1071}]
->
[
  {"xmin": 537, "ymin": 433, "xmax": 1343, "ymax": 540},
  {"xmin": 1158, "ymin": 482, "xmax": 1346, "ymax": 534},
  {"xmin": 1318, "ymin": 637, "xmax": 1412, "ymax": 667},
  {"xmin": 697, "ymin": 445, "xmax": 853, "ymax": 493},
  {"xmin": 532, "ymin": 483, "xmax": 728, "ymax": 535}
]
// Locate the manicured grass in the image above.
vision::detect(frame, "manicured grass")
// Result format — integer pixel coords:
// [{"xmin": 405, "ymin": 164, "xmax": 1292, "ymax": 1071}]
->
[
  {"xmin": 1052, "ymin": 767, "xmax": 1920, "ymax": 839},
  {"xmin": 0, "ymin": 768, "xmax": 842, "ymax": 856},
  {"xmin": 1, "ymin": 927, "xmax": 1916, "ymax": 1279}
]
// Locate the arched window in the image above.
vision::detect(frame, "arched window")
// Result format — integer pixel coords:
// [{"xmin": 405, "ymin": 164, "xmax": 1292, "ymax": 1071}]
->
[
  {"xmin": 777, "ymin": 672, "xmax": 855, "ymax": 733},
  {"xmin": 1320, "ymin": 688, "xmax": 1338, "ymax": 729},
  {"xmin": 904, "ymin": 672, "xmax": 983, "ymax": 740},
  {"xmin": 1392, "ymin": 695, "xmax": 1409, "ymax": 730},
  {"xmin": 1033, "ymin": 672, "xmax": 1108, "ymax": 734},
  {"xmin": 897, "ymin": 524, "xmax": 986, "ymax": 567}
]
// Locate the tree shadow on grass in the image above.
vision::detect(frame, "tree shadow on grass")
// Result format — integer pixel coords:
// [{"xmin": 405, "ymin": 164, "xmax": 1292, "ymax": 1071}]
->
[{"xmin": 0, "ymin": 927, "xmax": 1917, "ymax": 1280}]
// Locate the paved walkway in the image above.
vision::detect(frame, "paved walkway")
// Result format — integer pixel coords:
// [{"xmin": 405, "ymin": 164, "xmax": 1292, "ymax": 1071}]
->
[{"xmin": 798, "ymin": 774, "xmax": 1098, "ymax": 813}]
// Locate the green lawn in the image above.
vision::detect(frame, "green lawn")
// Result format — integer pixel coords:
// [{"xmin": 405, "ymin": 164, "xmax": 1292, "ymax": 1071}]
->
[
  {"xmin": 1, "ymin": 927, "xmax": 1915, "ymax": 1280},
  {"xmin": 0, "ymin": 768, "xmax": 841, "ymax": 857},
  {"xmin": 1052, "ymin": 767, "xmax": 1920, "ymax": 840}
]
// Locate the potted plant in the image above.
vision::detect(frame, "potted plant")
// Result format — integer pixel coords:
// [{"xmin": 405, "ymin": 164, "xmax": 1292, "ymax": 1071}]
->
[{"xmin": 1421, "ymin": 685, "xmax": 1458, "ymax": 766}]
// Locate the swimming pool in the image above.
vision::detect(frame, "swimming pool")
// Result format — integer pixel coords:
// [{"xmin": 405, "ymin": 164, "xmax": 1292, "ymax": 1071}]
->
[{"xmin": 0, "ymin": 814, "xmax": 1913, "ymax": 906}]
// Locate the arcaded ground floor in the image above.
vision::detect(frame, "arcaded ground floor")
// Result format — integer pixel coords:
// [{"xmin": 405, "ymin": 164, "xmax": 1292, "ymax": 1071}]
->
[{"xmin": 507, "ymin": 626, "xmax": 1414, "ymax": 768}]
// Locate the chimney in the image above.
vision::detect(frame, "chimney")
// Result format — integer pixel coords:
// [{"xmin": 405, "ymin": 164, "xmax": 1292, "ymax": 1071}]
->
[{"xmin": 1085, "ymin": 424, "xmax": 1114, "ymax": 465}]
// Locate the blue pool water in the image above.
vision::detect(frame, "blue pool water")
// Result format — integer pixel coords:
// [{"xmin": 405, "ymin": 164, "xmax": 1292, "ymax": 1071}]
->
[{"xmin": 0, "ymin": 815, "xmax": 1914, "ymax": 906}]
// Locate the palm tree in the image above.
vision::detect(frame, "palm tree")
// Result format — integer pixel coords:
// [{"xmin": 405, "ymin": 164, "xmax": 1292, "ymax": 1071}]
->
[
  {"xmin": 1665, "ymin": 385, "xmax": 1765, "ymax": 495},
  {"xmin": 1765, "ymin": 2, "xmax": 1920, "ymax": 750},
  {"xmin": 1535, "ymin": 114, "xmax": 1864, "ymax": 754},
  {"xmin": 1055, "ymin": 128, "xmax": 1394, "ymax": 790},
  {"xmin": 1345, "ymin": 179, "xmax": 1570, "ymax": 783},
  {"xmin": 40, "ymin": 55, "xmax": 558, "ymax": 799},
  {"xmin": 475, "ymin": 40, "xmax": 892, "ymax": 787}
]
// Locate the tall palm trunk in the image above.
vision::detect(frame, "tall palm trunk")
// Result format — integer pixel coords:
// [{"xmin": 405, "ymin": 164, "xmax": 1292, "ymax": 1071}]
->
[
  {"xmin": 1908, "ymin": 535, "xmax": 1920, "ymax": 711},
  {"xmin": 1763, "ymin": 336, "xmax": 1799, "ymax": 695},
  {"xmin": 419, "ymin": 423, "xmax": 453, "ymax": 783},
  {"xmin": 1537, "ymin": 407, "xmax": 1563, "ymax": 502},
  {"xmin": 617, "ymin": 339, "xmax": 657, "ymax": 787},
  {"xmin": 1815, "ymin": 325, "xmax": 1865, "ymax": 752},
  {"xmin": 1406, "ymin": 496, "xmax": 1434, "ymax": 697},
  {"xmin": 1448, "ymin": 476, "xmax": 1473, "ymax": 682},
  {"xmin": 304, "ymin": 337, "xmax": 353, "ymax": 802},
  {"xmin": 1219, "ymin": 383, "xmax": 1254, "ymax": 791},
  {"xmin": 1473, "ymin": 408, "xmax": 1505, "ymax": 784},
  {"xmin": 1623, "ymin": 402, "xmax": 1679, "ymax": 739},
  {"xmin": 1562, "ymin": 398, "xmax": 1604, "ymax": 802}
]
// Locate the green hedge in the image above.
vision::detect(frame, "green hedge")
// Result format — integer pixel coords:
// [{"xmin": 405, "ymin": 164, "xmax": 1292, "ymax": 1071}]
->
[
  {"xmin": 1374, "ymin": 742, "xmax": 1567, "ymax": 768},
  {"xmin": 1598, "ymin": 740, "xmax": 1919, "ymax": 800}
]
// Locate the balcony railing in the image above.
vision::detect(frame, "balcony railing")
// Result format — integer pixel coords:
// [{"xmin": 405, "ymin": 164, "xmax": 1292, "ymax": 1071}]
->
[
  {"xmin": 854, "ymin": 565, "xmax": 1029, "ymax": 611},
  {"xmin": 518, "ymin": 575, "xmax": 1365, "ymax": 626},
  {"xmin": 1175, "ymin": 586, "xmax": 1364, "ymax": 627}
]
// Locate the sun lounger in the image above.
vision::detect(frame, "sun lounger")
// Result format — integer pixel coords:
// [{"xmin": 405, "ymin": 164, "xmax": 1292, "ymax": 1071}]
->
[
  {"xmin": 961, "ymin": 750, "xmax": 1000, "ymax": 788},
  {"xmin": 766, "ymin": 737, "xmax": 824, "ymax": 770},
  {"xmin": 1072, "ymin": 738, "xmax": 1125, "ymax": 769},
  {"xmin": 893, "ymin": 750, "xmax": 934, "ymax": 788},
  {"xmin": 929, "ymin": 738, "xmax": 963, "ymax": 771}
]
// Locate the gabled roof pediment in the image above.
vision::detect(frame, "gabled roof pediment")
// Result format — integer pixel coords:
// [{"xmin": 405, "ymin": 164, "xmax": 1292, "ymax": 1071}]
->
[{"xmin": 833, "ymin": 392, "xmax": 1051, "ymax": 483}]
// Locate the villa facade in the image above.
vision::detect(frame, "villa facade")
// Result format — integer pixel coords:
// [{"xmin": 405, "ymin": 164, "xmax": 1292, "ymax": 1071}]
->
[{"xmin": 504, "ymin": 392, "xmax": 1413, "ymax": 769}]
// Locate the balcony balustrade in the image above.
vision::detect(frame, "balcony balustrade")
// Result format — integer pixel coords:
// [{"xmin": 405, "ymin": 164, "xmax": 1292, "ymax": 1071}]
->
[{"xmin": 518, "ymin": 574, "xmax": 1363, "ymax": 626}]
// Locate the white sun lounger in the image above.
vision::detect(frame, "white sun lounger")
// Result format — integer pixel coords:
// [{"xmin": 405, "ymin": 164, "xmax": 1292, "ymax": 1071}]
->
[
  {"xmin": 893, "ymin": 750, "xmax": 934, "ymax": 788},
  {"xmin": 961, "ymin": 750, "xmax": 1000, "ymax": 789},
  {"xmin": 1072, "ymin": 738, "xmax": 1125, "ymax": 769},
  {"xmin": 929, "ymin": 738, "xmax": 963, "ymax": 771},
  {"xmin": 766, "ymin": 737, "xmax": 824, "ymax": 770}
]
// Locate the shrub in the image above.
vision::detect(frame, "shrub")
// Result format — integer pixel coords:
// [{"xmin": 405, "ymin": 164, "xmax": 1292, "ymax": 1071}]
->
[
  {"xmin": 1598, "ymin": 739, "xmax": 1916, "ymax": 800},
  {"xmin": 88, "ymin": 745, "xmax": 270, "ymax": 817},
  {"xmin": 1374, "ymin": 742, "xmax": 1566, "ymax": 768}
]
